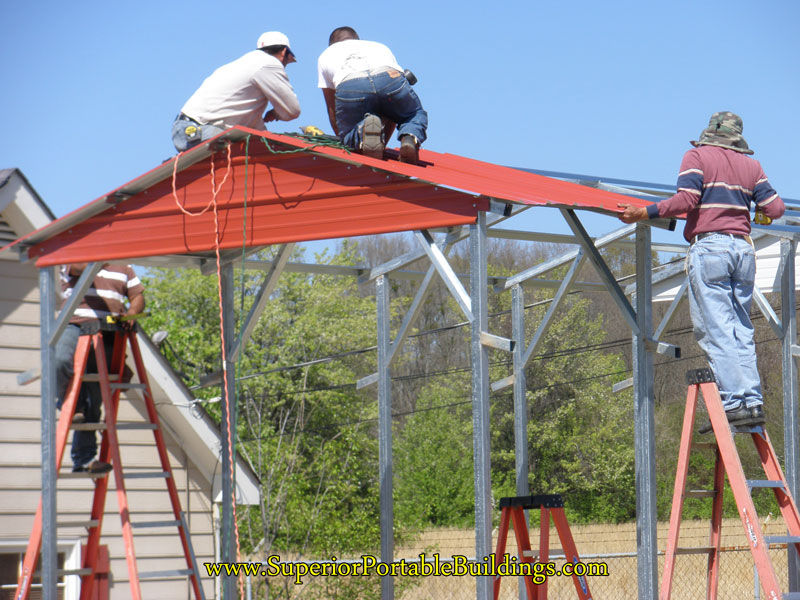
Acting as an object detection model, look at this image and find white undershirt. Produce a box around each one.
[317,40,402,89]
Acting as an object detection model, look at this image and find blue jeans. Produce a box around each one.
[335,70,428,150]
[55,324,113,467]
[171,114,224,152]
[686,234,761,411]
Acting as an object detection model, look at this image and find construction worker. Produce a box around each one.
[172,31,301,152]
[618,111,785,428]
[55,264,145,473]
[317,26,427,164]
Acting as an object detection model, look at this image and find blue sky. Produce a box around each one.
[2,0,798,250]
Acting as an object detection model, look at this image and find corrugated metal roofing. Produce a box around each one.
[10,127,654,267]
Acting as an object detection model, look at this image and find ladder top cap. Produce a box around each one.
[499,494,564,509]
[686,368,715,384]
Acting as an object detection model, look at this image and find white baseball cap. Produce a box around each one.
[257,31,296,59]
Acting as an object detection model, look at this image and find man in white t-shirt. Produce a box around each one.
[172,31,301,152]
[317,26,427,164]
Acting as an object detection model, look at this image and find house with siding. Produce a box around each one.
[0,168,260,599]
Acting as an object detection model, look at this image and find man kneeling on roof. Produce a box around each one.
[317,26,428,164]
[172,31,301,152]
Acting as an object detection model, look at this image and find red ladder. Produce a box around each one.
[661,367,800,600]
[15,321,205,600]
[493,494,593,600]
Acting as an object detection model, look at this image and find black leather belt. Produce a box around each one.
[691,232,750,244]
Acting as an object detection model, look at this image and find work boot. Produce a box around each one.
[749,405,765,423]
[699,405,751,434]
[72,461,112,474]
[360,114,384,159]
[399,134,419,164]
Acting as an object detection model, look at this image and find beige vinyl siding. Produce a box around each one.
[0,259,218,599]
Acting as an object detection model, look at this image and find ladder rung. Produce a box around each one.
[81,374,120,382]
[685,490,717,498]
[766,535,800,545]
[56,519,99,528]
[116,423,158,430]
[110,382,147,390]
[71,423,107,431]
[747,479,785,489]
[691,442,718,450]
[138,568,194,580]
[132,519,181,529]
[58,568,93,577]
[675,546,715,555]
[522,550,564,558]
[59,471,110,480]
[124,471,170,479]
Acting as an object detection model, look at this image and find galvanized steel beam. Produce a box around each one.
[633,223,658,600]
[376,275,395,600]
[40,266,58,599]
[781,239,800,592]
[561,210,639,334]
[511,284,529,500]
[470,213,493,600]
[415,229,474,322]
[220,263,237,600]
[653,279,688,340]
[499,224,635,291]
[753,285,783,338]
[50,262,103,346]
[230,243,294,362]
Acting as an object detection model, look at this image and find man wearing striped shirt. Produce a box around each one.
[55,264,145,473]
[618,111,784,428]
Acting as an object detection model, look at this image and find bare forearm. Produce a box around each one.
[127,294,145,316]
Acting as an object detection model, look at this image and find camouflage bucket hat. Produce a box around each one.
[691,111,753,154]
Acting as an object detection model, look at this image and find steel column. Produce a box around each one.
[40,266,58,599]
[511,284,529,498]
[633,223,657,599]
[470,212,492,600]
[220,263,237,600]
[376,275,395,600]
[781,239,800,591]
[511,284,529,600]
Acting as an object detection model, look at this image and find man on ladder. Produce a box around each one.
[55,262,145,473]
[618,111,785,427]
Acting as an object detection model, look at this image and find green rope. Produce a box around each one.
[259,131,353,155]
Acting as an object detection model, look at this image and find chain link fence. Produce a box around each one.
[244,518,793,599]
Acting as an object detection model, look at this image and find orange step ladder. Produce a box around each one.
[15,321,205,600]
[493,494,593,600]
[661,367,800,600]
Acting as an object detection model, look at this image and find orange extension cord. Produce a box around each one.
[172,145,244,596]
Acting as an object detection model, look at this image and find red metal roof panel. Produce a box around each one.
[20,127,652,266]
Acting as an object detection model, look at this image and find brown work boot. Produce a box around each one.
[360,114,384,159]
[399,134,419,164]
[72,461,112,474]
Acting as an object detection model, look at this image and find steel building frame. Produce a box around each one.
[11,126,800,600]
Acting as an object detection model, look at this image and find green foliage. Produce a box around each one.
[394,380,476,529]
[494,296,635,523]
